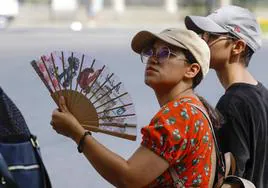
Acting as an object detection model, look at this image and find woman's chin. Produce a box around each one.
[144,78,157,88]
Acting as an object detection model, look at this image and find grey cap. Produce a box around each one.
[185,5,262,52]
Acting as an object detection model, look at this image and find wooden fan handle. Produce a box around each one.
[51,90,99,125]
[82,124,136,141]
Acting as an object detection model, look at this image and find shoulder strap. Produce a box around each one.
[169,168,184,188]
[223,175,256,188]
[188,103,226,173]
[183,103,255,188]
[169,101,219,188]
[30,135,52,188]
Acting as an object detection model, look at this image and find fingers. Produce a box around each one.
[50,118,61,134]
[59,96,69,113]
[51,109,60,127]
[50,119,57,132]
[52,108,60,115]
[50,118,70,137]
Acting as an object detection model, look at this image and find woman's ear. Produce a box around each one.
[184,63,201,79]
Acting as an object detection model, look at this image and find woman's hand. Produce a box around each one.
[51,96,85,142]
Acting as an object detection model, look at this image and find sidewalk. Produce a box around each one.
[9,4,187,29]
[8,3,268,39]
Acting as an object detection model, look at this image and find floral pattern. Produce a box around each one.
[141,97,213,187]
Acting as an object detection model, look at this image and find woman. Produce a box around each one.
[51,28,219,187]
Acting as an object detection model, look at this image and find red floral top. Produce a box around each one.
[141,97,214,187]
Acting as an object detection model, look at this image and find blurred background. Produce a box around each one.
[0,0,268,30]
[0,0,268,187]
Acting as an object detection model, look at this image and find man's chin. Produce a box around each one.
[209,60,224,70]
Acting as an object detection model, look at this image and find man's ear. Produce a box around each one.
[232,40,246,55]
[184,63,201,79]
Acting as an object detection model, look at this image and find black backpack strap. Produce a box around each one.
[0,153,18,188]
[30,135,52,188]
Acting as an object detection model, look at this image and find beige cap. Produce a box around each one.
[131,28,210,77]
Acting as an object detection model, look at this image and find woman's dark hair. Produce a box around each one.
[183,49,221,129]
[197,96,222,129]
[182,49,202,88]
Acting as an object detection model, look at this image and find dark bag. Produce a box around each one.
[0,87,52,188]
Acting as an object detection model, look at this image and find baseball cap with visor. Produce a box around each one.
[131,28,211,77]
[185,5,262,52]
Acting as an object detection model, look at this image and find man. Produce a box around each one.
[185,5,268,188]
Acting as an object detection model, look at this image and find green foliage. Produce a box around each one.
[260,23,268,33]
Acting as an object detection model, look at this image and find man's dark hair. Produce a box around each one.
[243,46,254,67]
[228,33,254,67]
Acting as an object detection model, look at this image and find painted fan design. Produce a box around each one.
[31,51,137,141]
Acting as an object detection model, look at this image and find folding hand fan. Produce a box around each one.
[31,51,137,141]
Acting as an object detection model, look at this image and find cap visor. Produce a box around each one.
[185,16,228,33]
[131,31,186,54]
[131,31,155,54]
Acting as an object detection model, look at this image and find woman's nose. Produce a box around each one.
[148,56,158,64]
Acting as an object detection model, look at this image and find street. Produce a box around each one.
[0,28,268,187]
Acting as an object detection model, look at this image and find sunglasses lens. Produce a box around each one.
[141,48,153,64]
[157,47,170,63]
[140,47,172,64]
